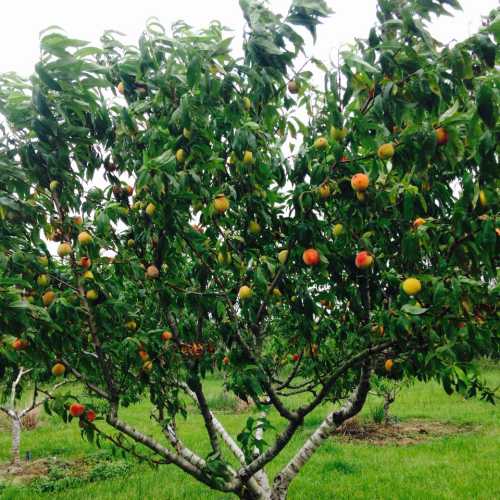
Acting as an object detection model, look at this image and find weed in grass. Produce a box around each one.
[87,461,133,482]
[370,404,385,425]
[323,460,358,475]
[28,455,132,494]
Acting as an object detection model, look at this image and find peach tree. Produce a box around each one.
[0,203,73,466]
[0,0,498,498]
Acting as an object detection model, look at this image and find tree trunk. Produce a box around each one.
[270,484,287,500]
[239,485,271,500]
[11,415,21,466]
[383,393,394,425]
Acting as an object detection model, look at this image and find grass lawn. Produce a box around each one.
[0,363,498,499]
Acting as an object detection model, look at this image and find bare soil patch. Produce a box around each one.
[333,418,476,445]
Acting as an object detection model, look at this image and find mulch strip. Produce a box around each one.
[333,418,476,445]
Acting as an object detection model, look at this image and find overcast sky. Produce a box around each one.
[0,0,497,77]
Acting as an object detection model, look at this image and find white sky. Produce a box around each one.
[0,0,497,77]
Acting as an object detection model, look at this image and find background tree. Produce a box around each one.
[0,205,70,469]
[0,363,68,469]
[0,0,498,498]
[370,363,410,425]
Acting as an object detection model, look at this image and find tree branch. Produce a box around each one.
[271,362,372,498]
[178,382,270,495]
[188,376,221,456]
[10,366,29,410]
[61,359,111,400]
[19,380,72,418]
[179,229,297,422]
[238,418,303,482]
[51,190,119,402]
[106,403,241,493]
[297,341,394,418]
[92,423,169,466]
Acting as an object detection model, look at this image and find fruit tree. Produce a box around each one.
[0,0,498,498]
[0,267,70,468]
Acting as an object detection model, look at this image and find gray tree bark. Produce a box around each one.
[10,416,21,466]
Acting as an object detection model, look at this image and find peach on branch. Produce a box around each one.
[162,331,173,341]
[42,290,56,306]
[248,220,262,234]
[354,251,374,269]
[126,320,138,331]
[38,255,49,267]
[351,173,369,192]
[287,80,299,94]
[176,148,186,163]
[12,338,28,351]
[330,126,348,141]
[146,265,160,279]
[402,277,422,296]
[303,248,320,266]
[77,231,93,246]
[413,218,426,228]
[313,137,328,150]
[238,285,253,300]
[37,274,49,287]
[213,194,230,214]
[52,363,66,377]
[435,127,448,145]
[318,183,331,199]
[57,242,72,257]
[80,256,91,269]
[69,403,85,418]
[86,289,99,301]
[377,143,395,160]
[332,224,344,237]
[85,410,96,422]
[145,203,156,217]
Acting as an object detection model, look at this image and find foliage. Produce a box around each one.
[0,0,498,497]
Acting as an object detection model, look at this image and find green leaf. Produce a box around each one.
[187,56,201,88]
[488,13,500,42]
[290,0,331,17]
[211,37,233,57]
[439,100,459,124]
[473,34,496,68]
[35,63,62,91]
[368,28,379,48]
[401,304,429,315]
[41,33,89,54]
[343,53,379,74]
[287,0,332,41]
[476,82,497,129]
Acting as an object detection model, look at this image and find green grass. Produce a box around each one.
[1,364,499,499]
